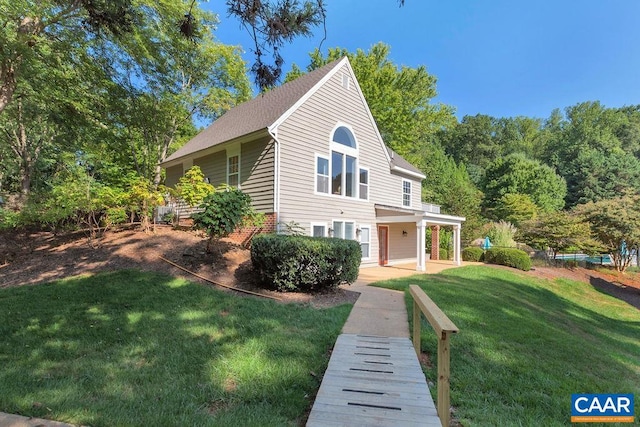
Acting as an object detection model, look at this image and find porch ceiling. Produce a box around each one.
[374,204,465,226]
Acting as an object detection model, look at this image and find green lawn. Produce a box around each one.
[373,265,640,426]
[0,270,352,426]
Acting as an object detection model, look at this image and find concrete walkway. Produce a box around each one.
[342,260,467,337]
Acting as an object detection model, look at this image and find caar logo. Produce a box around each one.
[571,394,635,423]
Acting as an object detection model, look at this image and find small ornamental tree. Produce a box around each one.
[174,166,214,224]
[517,210,600,261]
[192,187,261,252]
[175,166,214,207]
[575,195,640,272]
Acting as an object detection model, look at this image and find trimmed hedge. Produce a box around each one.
[251,234,361,292]
[484,247,532,271]
[462,247,484,262]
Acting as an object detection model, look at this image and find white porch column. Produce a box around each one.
[416,220,426,271]
[453,224,462,266]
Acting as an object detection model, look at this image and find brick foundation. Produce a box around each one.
[226,212,277,247]
[430,225,440,261]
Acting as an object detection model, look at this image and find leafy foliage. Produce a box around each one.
[462,247,484,262]
[251,234,361,292]
[482,153,566,212]
[483,248,532,271]
[517,210,596,260]
[192,187,257,252]
[491,193,538,226]
[574,195,640,272]
[226,0,327,90]
[175,166,214,207]
[485,220,518,248]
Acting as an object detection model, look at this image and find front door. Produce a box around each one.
[378,225,389,266]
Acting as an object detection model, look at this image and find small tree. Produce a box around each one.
[174,166,214,224]
[517,210,598,261]
[192,187,259,253]
[575,195,640,272]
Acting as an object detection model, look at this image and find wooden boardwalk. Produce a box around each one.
[307,334,441,427]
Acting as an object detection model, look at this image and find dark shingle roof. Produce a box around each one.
[164,58,345,163]
[387,147,425,177]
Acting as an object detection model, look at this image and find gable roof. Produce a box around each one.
[164,58,345,163]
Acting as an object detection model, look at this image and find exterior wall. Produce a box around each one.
[387,222,417,262]
[175,137,275,214]
[240,136,275,213]
[193,150,226,186]
[275,62,423,266]
[165,164,183,188]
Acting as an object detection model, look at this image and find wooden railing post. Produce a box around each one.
[413,299,421,355]
[409,285,458,427]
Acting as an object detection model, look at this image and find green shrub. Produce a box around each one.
[484,247,532,271]
[462,247,484,262]
[251,234,361,292]
[0,208,20,230]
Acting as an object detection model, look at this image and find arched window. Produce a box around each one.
[332,126,356,148]
[315,124,368,200]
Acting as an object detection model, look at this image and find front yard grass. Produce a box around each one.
[373,265,640,426]
[0,270,352,426]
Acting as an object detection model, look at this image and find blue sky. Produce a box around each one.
[205,0,640,120]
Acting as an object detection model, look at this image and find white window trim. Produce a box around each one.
[226,146,241,188]
[402,178,412,208]
[359,166,370,201]
[359,224,371,260]
[310,222,328,237]
[314,153,330,195]
[331,219,357,240]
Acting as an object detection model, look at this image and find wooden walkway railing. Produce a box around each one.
[409,285,459,427]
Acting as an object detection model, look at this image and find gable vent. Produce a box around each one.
[342,73,350,90]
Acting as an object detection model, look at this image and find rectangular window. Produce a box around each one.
[312,224,326,237]
[331,151,343,195]
[332,221,355,240]
[316,156,329,193]
[359,168,369,200]
[402,179,411,207]
[228,154,239,187]
[360,226,370,258]
[345,155,356,197]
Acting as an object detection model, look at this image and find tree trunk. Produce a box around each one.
[0,62,17,115]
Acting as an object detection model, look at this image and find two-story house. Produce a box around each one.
[161,57,464,270]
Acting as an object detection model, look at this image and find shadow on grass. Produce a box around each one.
[373,266,640,426]
[0,270,352,426]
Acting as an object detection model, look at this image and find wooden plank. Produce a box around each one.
[409,285,459,336]
[307,333,441,426]
[308,402,439,423]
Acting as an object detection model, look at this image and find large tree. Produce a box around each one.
[481,153,567,213]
